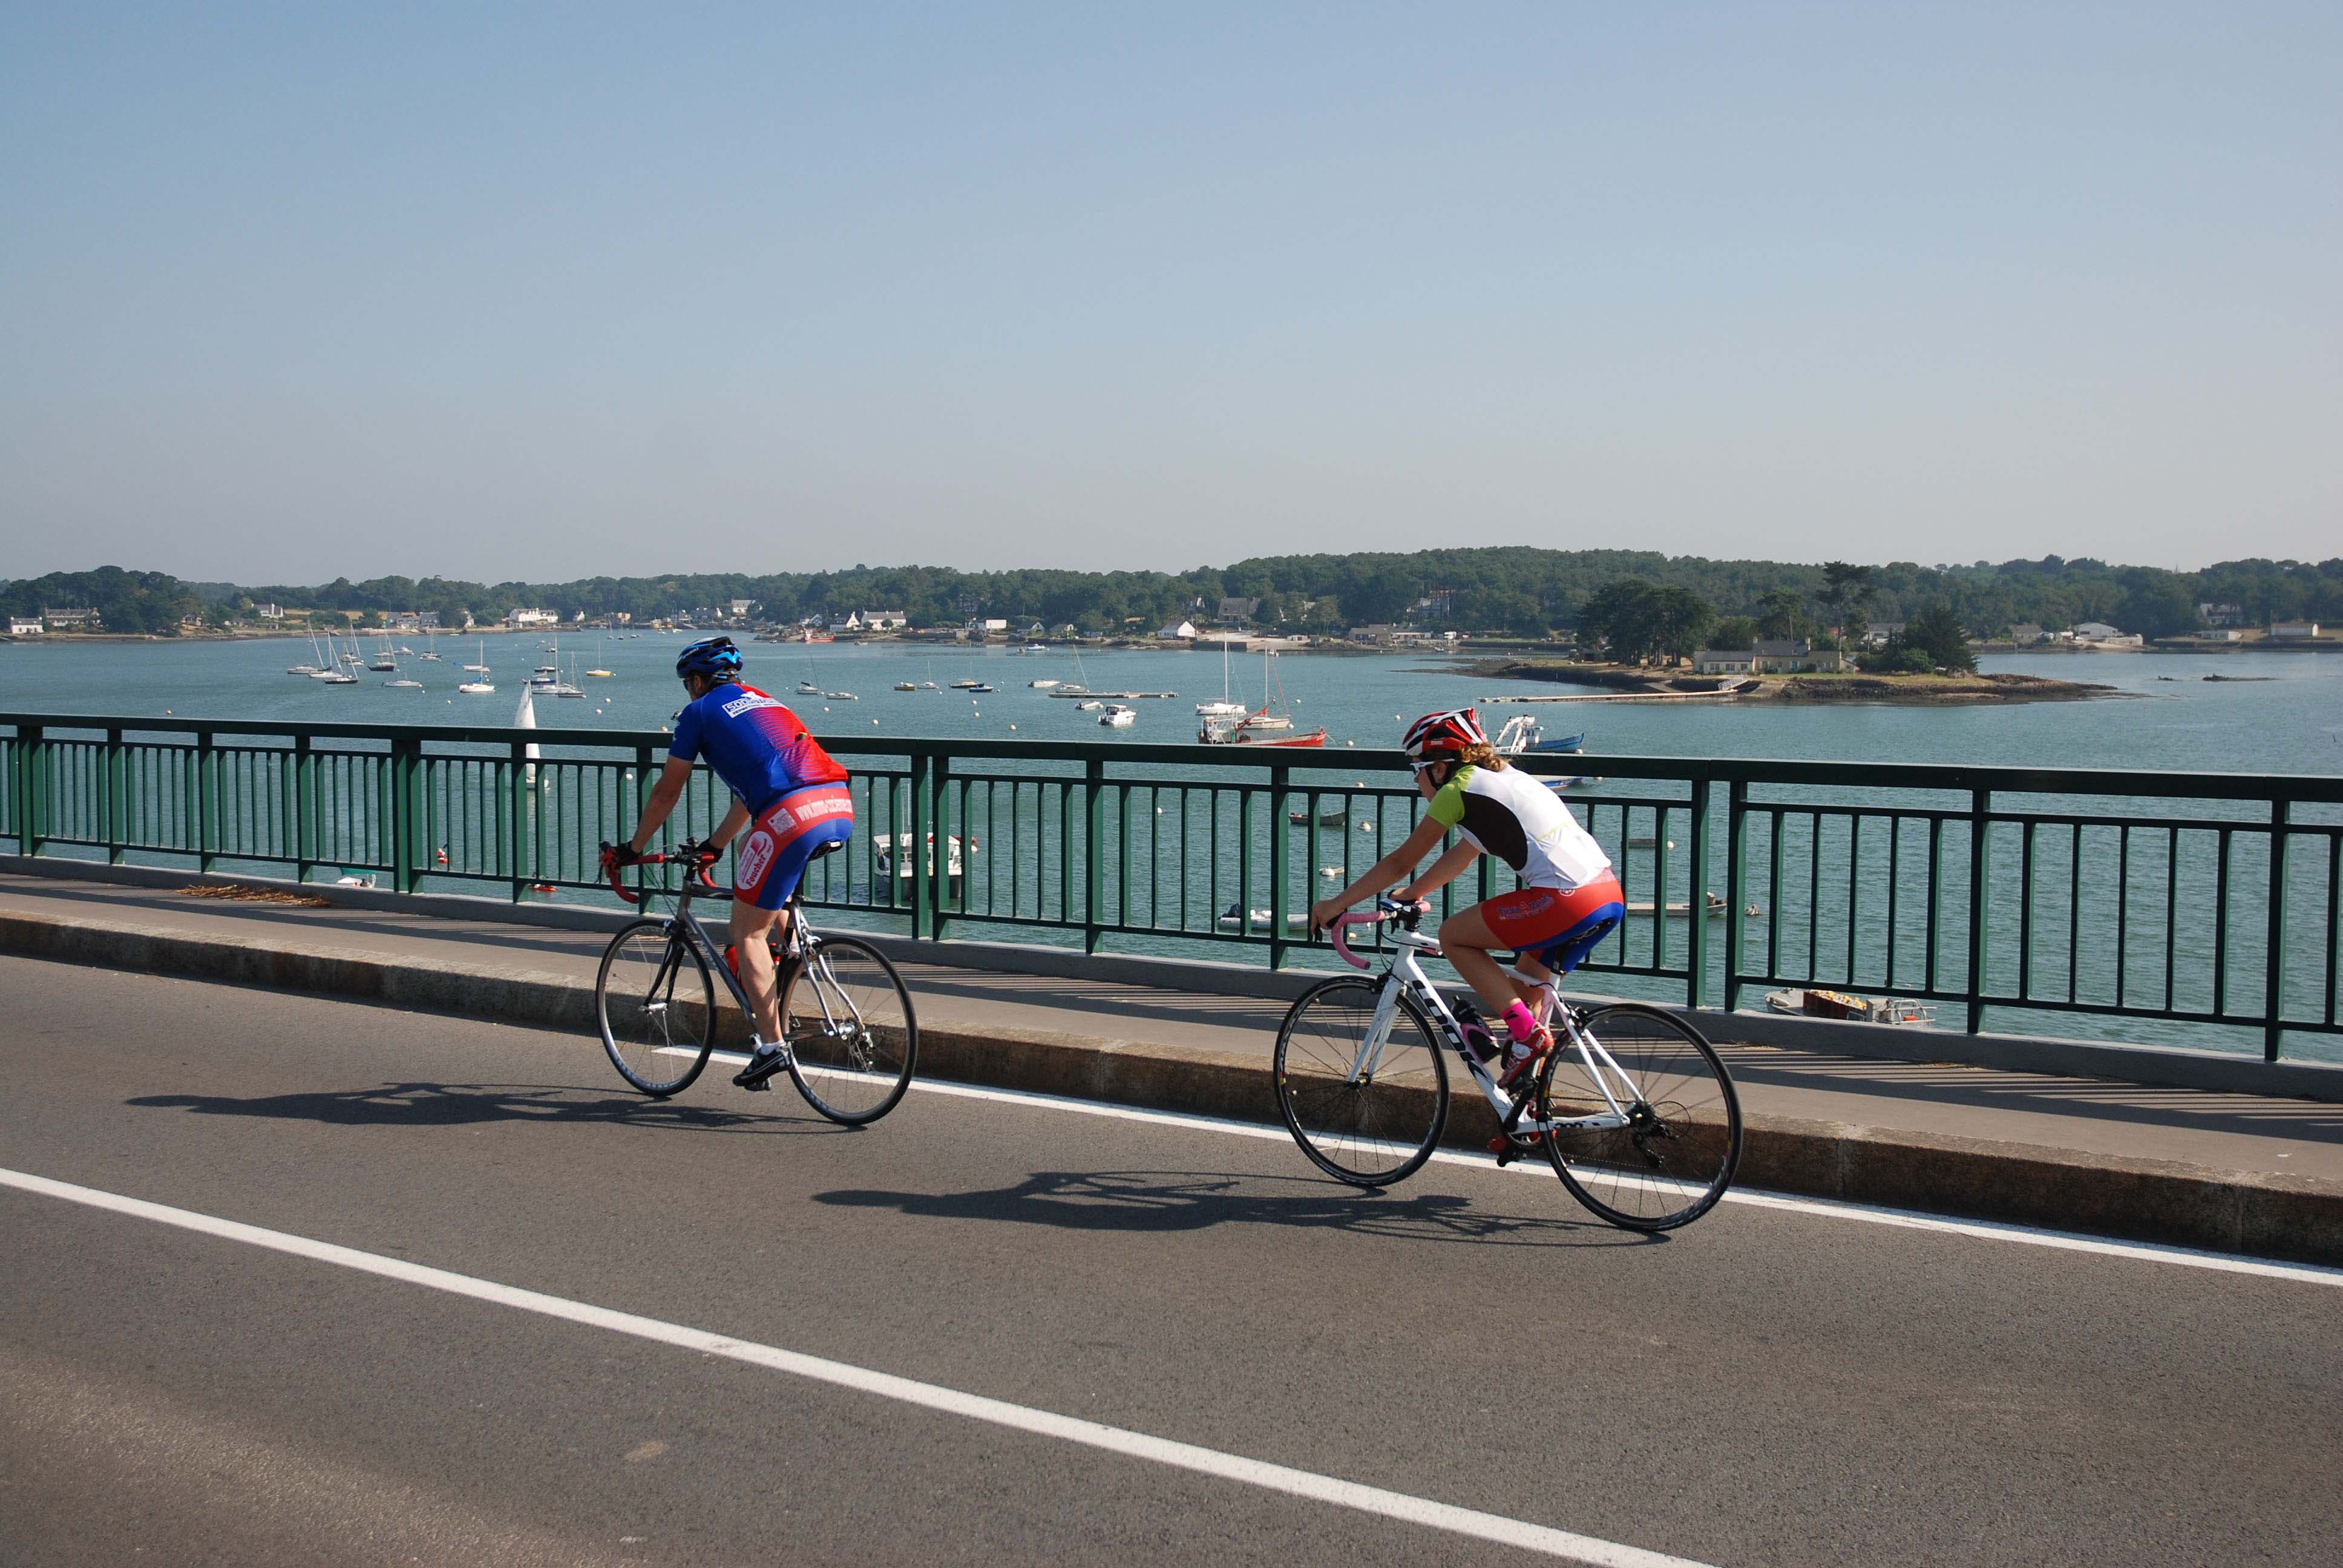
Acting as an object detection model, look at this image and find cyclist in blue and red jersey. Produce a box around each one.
[605,637,853,1089]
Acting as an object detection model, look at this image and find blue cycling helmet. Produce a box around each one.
[674,636,743,684]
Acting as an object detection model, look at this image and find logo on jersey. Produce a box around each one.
[721,692,783,719]
[736,829,776,888]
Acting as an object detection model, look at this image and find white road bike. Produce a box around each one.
[1275,900,1742,1231]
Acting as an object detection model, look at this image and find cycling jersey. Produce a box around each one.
[667,683,848,815]
[1425,763,1611,892]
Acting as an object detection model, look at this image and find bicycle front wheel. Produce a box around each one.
[596,921,716,1097]
[782,935,917,1125]
[1274,978,1449,1187]
[1538,1003,1740,1231]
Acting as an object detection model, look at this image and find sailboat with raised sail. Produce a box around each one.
[457,638,495,694]
[1199,651,1322,745]
[1196,639,1246,719]
[311,633,358,683]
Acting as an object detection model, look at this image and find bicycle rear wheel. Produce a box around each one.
[1537,1003,1740,1231]
[781,935,917,1125]
[596,921,716,1097]
[1274,978,1449,1187]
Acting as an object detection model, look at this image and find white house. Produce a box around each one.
[255,603,285,621]
[828,611,863,633]
[2008,622,2048,645]
[861,610,908,630]
[1694,648,1755,675]
[1863,621,1907,648]
[2272,621,2321,639]
[1156,619,1198,641]
[8,616,41,636]
[41,607,95,629]
[2070,621,2122,641]
[508,607,559,629]
[729,599,753,618]
[1753,638,1834,673]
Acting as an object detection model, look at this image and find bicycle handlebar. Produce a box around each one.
[1325,898,1428,970]
[600,840,719,904]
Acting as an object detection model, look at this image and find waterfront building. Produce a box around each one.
[8,616,42,636]
[1694,649,1757,675]
[2198,603,2247,627]
[41,607,96,630]
[508,607,559,629]
[862,610,908,630]
[1753,638,1835,673]
[2271,621,2322,639]
[1156,619,1199,641]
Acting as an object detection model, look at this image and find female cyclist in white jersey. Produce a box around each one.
[1309,708,1627,1088]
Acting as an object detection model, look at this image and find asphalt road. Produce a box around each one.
[1,953,2338,1567]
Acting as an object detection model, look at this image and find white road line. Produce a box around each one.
[869,1074,2343,1289]
[0,1166,1713,1568]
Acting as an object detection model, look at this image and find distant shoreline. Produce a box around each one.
[1475,660,2117,705]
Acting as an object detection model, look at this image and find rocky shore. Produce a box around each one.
[1476,661,2115,704]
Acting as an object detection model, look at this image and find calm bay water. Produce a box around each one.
[3,632,2341,776]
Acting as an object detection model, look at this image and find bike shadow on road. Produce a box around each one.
[125,1080,841,1136]
[814,1168,1661,1249]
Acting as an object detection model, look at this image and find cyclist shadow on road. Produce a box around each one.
[815,1169,1660,1249]
[126,1081,838,1135]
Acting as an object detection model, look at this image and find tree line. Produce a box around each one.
[7,550,2338,644]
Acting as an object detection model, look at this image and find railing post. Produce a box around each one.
[1723,778,1747,1013]
[508,739,528,903]
[909,749,932,939]
[105,728,126,864]
[1084,756,1105,954]
[632,745,655,906]
[294,735,316,883]
[1687,774,1712,1010]
[1269,762,1291,969]
[16,722,42,857]
[1965,786,1991,1034]
[2264,798,2292,1063]
[391,734,421,893]
[195,730,217,873]
[932,753,953,943]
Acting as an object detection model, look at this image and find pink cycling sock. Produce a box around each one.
[1502,1000,1540,1041]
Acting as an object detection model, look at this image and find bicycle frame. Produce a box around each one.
[1331,913,1647,1140]
[612,855,867,1051]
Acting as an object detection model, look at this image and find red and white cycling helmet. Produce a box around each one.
[1400,707,1487,764]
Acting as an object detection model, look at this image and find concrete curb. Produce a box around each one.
[10,854,2341,1101]
[4,907,2338,1266]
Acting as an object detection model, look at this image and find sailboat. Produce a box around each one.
[585,638,614,679]
[382,650,424,688]
[1196,640,1247,719]
[311,633,358,682]
[457,639,495,693]
[550,654,586,698]
[287,631,321,675]
[1199,653,1323,744]
[368,636,398,672]
[417,630,443,662]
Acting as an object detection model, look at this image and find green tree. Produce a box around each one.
[1756,588,1806,640]
[1709,615,1760,651]
[1902,604,1977,670]
[1818,561,1875,646]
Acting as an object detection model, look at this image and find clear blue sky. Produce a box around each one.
[2,3,2336,584]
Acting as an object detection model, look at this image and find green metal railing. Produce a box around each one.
[4,713,2339,1061]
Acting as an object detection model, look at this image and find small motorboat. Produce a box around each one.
[1765,988,1939,1027]
[1031,679,1060,689]
[1098,704,1137,728]
[826,691,859,701]
[894,681,918,691]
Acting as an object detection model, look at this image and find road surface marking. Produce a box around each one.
[0,1164,1717,1568]
[824,1068,2343,1289]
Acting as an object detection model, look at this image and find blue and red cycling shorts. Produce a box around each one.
[1480,874,1627,973]
[733,785,854,911]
